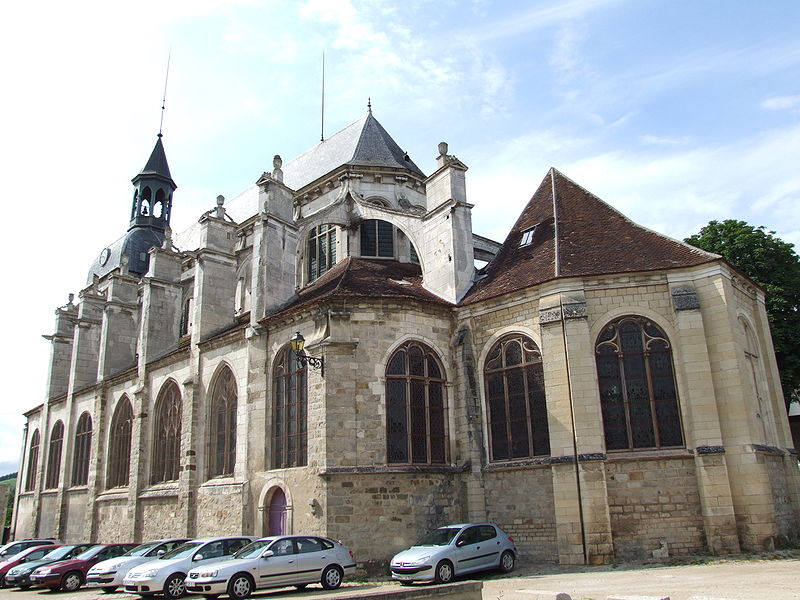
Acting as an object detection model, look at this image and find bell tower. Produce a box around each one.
[130,134,176,231]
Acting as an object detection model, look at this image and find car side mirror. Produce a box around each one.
[456,540,466,547]
[18,557,26,563]
[156,550,166,556]
[261,550,274,559]
[193,554,204,561]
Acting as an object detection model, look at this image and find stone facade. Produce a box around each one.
[14,112,800,571]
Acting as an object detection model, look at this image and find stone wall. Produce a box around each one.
[483,466,557,561]
[324,471,464,575]
[762,453,797,541]
[605,456,705,558]
[95,498,132,542]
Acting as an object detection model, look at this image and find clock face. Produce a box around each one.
[100,248,111,266]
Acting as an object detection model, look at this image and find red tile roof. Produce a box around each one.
[462,168,719,304]
[267,257,452,319]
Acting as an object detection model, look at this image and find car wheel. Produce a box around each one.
[434,560,454,584]
[499,550,515,573]
[18,584,31,590]
[227,573,254,600]
[294,583,308,590]
[321,565,343,590]
[61,571,83,592]
[102,586,119,593]
[163,573,187,599]
[202,595,221,600]
[400,581,415,586]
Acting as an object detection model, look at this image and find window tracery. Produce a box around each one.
[152,381,182,483]
[209,365,237,477]
[71,412,92,486]
[595,316,683,450]
[484,334,550,461]
[273,347,307,468]
[107,397,133,488]
[386,341,447,464]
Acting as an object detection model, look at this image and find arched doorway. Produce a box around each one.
[268,488,288,535]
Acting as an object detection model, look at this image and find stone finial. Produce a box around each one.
[67,293,75,305]
[438,141,448,156]
[272,155,284,182]
[215,195,225,219]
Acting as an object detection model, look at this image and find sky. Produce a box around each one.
[1,0,799,476]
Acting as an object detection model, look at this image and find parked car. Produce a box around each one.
[0,538,57,558]
[186,535,357,599]
[30,543,138,592]
[87,538,189,593]
[123,536,255,599]
[0,544,61,587]
[389,523,517,584]
[4,544,94,589]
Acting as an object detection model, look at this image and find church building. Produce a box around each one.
[14,110,800,569]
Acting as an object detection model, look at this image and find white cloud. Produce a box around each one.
[761,94,800,111]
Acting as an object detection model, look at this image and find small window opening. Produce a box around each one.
[520,226,536,247]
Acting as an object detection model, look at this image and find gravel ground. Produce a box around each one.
[1,553,799,600]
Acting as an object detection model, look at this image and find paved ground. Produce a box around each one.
[1,553,799,600]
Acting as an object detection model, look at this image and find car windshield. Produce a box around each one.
[124,542,159,557]
[233,540,272,559]
[42,546,79,561]
[416,527,462,546]
[75,545,103,560]
[160,542,202,560]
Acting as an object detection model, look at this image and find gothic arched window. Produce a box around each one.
[273,347,307,469]
[209,365,237,477]
[152,381,182,483]
[360,219,394,258]
[71,412,92,486]
[596,316,683,451]
[24,429,40,492]
[307,224,338,282]
[45,421,64,489]
[484,334,550,461]
[107,396,133,488]
[386,341,447,464]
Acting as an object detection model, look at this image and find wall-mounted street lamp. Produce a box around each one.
[290,331,324,376]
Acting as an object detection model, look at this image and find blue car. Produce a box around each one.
[390,523,517,584]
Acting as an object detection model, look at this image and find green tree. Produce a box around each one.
[685,220,800,406]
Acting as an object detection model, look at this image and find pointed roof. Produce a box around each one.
[462,169,720,304]
[282,112,425,190]
[133,135,176,187]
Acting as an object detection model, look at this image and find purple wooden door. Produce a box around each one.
[268,488,287,535]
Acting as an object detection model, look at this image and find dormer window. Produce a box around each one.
[361,219,394,258]
[308,224,338,282]
[520,226,536,247]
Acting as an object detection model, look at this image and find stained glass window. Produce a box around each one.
[386,341,447,464]
[484,335,550,461]
[152,381,182,483]
[71,412,92,486]
[45,421,64,489]
[209,365,237,477]
[24,429,40,492]
[107,396,133,488]
[596,316,683,451]
[273,347,307,469]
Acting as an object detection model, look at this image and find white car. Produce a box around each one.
[123,537,254,599]
[86,538,188,593]
[185,535,356,599]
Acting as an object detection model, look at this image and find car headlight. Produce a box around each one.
[34,568,50,575]
[409,556,430,566]
[141,569,159,578]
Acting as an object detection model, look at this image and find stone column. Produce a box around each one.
[540,290,613,565]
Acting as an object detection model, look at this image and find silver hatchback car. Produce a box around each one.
[390,523,516,584]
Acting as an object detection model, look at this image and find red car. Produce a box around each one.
[29,543,136,592]
[0,544,61,587]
